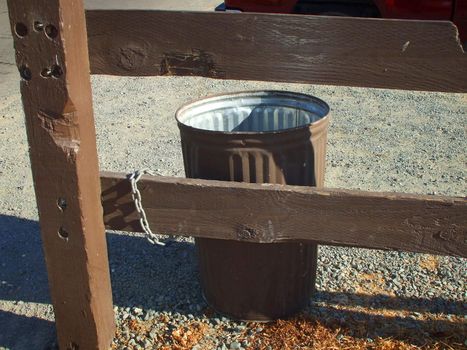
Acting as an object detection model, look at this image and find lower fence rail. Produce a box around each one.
[100,171,467,258]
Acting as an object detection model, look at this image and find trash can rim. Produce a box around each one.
[175,90,330,136]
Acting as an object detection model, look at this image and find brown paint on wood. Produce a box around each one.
[86,10,466,92]
[7,0,115,349]
[101,172,467,258]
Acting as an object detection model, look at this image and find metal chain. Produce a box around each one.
[127,169,165,246]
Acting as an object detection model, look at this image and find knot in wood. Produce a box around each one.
[118,45,147,71]
[436,225,456,241]
[236,224,258,241]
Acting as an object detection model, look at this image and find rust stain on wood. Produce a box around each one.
[160,49,225,78]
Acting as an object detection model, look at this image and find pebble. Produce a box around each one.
[149,330,158,340]
[230,341,241,349]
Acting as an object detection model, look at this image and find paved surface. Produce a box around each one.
[0,1,15,99]
[0,1,466,349]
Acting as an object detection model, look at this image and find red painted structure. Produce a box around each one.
[223,0,467,42]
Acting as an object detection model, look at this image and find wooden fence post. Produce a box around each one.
[7,0,115,349]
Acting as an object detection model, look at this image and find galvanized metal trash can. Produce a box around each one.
[176,91,330,321]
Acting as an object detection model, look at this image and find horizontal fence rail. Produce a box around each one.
[101,172,467,257]
[86,10,467,92]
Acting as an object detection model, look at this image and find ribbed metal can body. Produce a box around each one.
[176,91,330,321]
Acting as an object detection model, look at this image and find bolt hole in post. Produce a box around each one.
[40,68,51,78]
[41,65,63,78]
[19,65,32,81]
[57,197,67,211]
[45,24,58,39]
[58,226,69,241]
[14,22,28,37]
[33,21,44,32]
[51,65,63,78]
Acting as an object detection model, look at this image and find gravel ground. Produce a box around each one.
[0,1,466,349]
[1,75,466,349]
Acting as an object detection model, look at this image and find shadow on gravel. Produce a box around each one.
[0,215,204,312]
[0,310,56,350]
[106,232,206,314]
[303,293,467,346]
[0,215,50,304]
[314,290,466,316]
[1,214,465,347]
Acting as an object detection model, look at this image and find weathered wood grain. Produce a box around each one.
[86,10,466,92]
[101,172,467,258]
[7,1,115,349]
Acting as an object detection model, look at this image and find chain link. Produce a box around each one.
[127,169,165,246]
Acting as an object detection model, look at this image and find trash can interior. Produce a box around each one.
[176,91,329,133]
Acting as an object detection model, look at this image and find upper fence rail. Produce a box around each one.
[86,10,466,92]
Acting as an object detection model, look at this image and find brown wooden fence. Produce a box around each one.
[6,0,467,348]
